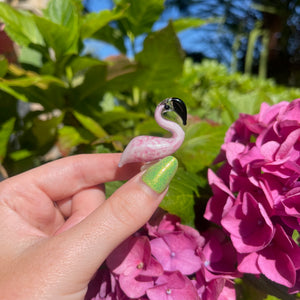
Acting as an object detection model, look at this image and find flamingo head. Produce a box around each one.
[160,97,187,125]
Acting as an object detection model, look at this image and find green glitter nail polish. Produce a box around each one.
[142,156,178,193]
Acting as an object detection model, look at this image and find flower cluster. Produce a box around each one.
[205,99,300,293]
[85,214,237,299]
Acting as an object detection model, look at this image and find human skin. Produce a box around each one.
[0,153,170,299]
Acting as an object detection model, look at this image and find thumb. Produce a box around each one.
[35,156,178,298]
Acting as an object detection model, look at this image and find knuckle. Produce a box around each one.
[107,191,142,229]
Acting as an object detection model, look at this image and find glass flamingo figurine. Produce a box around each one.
[118,97,187,167]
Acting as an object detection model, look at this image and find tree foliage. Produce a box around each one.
[166,0,300,85]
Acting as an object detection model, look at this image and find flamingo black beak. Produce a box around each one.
[170,97,187,125]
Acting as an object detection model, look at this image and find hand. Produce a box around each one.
[0,153,177,299]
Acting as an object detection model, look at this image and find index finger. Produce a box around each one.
[3,153,141,201]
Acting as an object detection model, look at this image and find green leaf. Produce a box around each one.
[81,8,125,39]
[97,110,146,127]
[135,118,165,136]
[292,230,300,245]
[2,75,65,89]
[251,3,279,15]
[33,0,79,58]
[134,23,184,90]
[31,113,64,148]
[0,57,8,77]
[118,0,164,36]
[173,17,219,32]
[0,3,44,47]
[177,122,227,173]
[160,168,202,226]
[0,81,28,101]
[0,117,15,162]
[105,55,138,91]
[68,57,107,88]
[226,90,266,117]
[92,25,126,53]
[34,16,78,58]
[69,56,107,75]
[73,111,107,138]
[74,64,107,100]
[0,73,65,104]
[94,144,112,154]
[263,296,281,300]
[71,0,85,14]
[9,149,33,161]
[58,125,89,155]
[18,47,43,68]
[105,180,124,198]
[45,0,78,27]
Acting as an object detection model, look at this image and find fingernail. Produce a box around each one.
[142,156,178,193]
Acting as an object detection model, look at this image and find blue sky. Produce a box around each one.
[81,0,250,65]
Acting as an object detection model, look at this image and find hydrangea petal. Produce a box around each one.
[283,187,300,217]
[237,252,260,274]
[258,101,288,125]
[150,232,202,275]
[176,223,205,247]
[147,213,180,237]
[217,280,236,300]
[204,170,235,224]
[106,236,151,277]
[147,271,199,300]
[201,229,239,278]
[276,128,300,160]
[225,142,245,168]
[260,141,279,161]
[277,99,300,124]
[271,225,300,270]
[258,247,296,287]
[221,193,274,253]
[119,273,154,298]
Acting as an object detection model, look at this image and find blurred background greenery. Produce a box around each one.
[0,0,299,298]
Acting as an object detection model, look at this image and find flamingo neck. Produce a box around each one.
[155,105,185,143]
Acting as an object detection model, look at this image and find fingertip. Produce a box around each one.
[141,156,178,194]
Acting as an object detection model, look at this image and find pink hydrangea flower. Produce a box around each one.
[85,267,116,300]
[85,213,236,299]
[147,213,205,247]
[205,99,300,290]
[238,224,300,288]
[147,213,181,237]
[199,228,241,280]
[150,231,202,275]
[194,266,236,300]
[106,236,163,298]
[221,192,275,253]
[146,271,199,300]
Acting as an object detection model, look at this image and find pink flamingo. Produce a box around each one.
[118,97,187,167]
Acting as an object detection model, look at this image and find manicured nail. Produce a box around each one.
[142,156,178,193]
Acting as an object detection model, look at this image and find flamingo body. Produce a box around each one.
[119,98,186,167]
